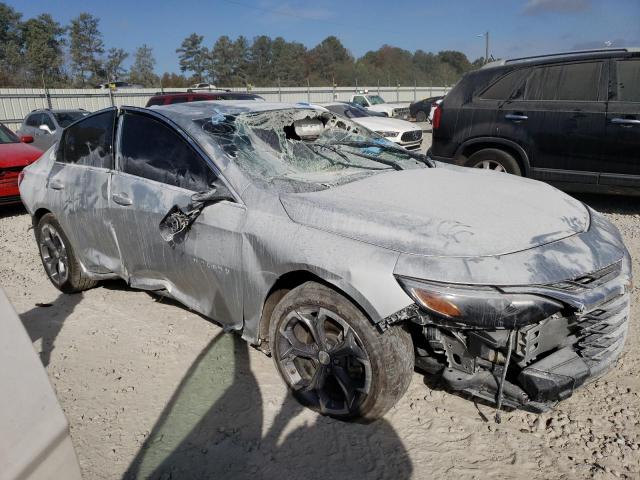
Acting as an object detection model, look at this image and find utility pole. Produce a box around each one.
[482,31,490,64]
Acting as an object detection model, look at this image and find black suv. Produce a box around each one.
[429,48,640,194]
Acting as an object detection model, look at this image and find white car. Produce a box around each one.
[321,102,422,150]
[349,93,410,119]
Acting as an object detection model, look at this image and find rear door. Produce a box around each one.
[601,57,640,187]
[502,60,607,184]
[110,110,246,327]
[46,108,122,274]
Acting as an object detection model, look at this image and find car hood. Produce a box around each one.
[280,166,589,257]
[0,143,43,168]
[351,116,418,133]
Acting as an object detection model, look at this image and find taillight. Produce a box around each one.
[432,104,442,130]
[18,170,25,186]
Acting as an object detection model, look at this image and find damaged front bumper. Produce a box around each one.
[391,259,631,412]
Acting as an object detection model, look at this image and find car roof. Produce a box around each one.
[482,47,640,70]
[148,100,321,119]
[30,109,87,114]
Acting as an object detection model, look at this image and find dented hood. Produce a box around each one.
[280,166,589,257]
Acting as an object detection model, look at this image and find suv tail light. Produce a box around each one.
[432,103,442,130]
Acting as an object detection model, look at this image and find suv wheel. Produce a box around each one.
[415,110,427,122]
[466,148,522,175]
[36,214,97,293]
[269,281,414,421]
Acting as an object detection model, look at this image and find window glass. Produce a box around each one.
[61,110,115,168]
[25,114,41,127]
[54,111,86,128]
[120,113,216,191]
[525,62,601,101]
[0,124,19,144]
[480,70,527,100]
[41,114,55,130]
[352,96,366,107]
[615,59,640,102]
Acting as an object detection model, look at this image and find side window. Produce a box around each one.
[119,113,216,191]
[480,70,527,100]
[25,114,41,127]
[525,62,602,101]
[353,96,366,107]
[42,114,55,130]
[615,59,640,102]
[61,110,115,168]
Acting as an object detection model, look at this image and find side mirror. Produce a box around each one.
[20,135,34,144]
[38,125,53,135]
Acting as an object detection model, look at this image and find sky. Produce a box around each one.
[7,0,640,74]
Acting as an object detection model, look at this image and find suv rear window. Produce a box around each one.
[480,70,527,100]
[525,62,602,101]
[615,59,640,102]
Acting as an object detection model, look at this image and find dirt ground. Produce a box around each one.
[2,151,640,479]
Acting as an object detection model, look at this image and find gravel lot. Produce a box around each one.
[2,134,640,479]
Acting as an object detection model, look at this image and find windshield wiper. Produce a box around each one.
[306,144,389,171]
[325,140,434,167]
[310,143,405,171]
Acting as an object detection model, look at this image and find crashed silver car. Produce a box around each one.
[19,101,632,421]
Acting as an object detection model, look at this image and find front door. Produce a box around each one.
[601,57,640,187]
[110,110,246,328]
[46,108,122,275]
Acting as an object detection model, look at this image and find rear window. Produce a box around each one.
[525,62,602,101]
[480,70,527,100]
[61,110,115,168]
[615,59,640,102]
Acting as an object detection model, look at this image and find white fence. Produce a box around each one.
[0,85,449,131]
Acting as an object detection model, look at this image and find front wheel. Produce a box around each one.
[415,110,427,123]
[269,282,414,421]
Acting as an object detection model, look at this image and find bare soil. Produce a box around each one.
[2,177,640,479]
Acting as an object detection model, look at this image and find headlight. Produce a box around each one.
[375,130,399,138]
[396,277,563,328]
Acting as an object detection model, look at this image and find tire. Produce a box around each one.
[466,148,522,175]
[415,110,427,123]
[36,213,97,293]
[269,281,414,421]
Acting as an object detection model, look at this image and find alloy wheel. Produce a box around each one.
[275,306,372,416]
[39,223,69,286]
[474,159,507,172]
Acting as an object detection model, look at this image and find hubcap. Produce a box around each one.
[474,159,507,172]
[39,224,69,286]
[276,307,372,416]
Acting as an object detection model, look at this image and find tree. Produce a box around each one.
[22,14,66,86]
[271,37,306,86]
[307,36,353,84]
[129,44,157,87]
[437,50,472,76]
[248,35,272,85]
[105,47,128,81]
[0,2,23,85]
[160,72,191,88]
[208,35,235,85]
[69,13,105,85]
[176,33,207,81]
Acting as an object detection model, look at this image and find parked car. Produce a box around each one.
[321,102,422,150]
[349,92,410,119]
[146,92,265,107]
[17,109,89,151]
[95,81,144,89]
[190,83,218,89]
[429,48,640,194]
[20,101,631,420]
[0,123,42,205]
[0,288,82,479]
[409,95,444,123]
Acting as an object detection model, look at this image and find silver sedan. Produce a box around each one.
[19,101,632,420]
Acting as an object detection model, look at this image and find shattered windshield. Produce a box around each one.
[194,107,428,191]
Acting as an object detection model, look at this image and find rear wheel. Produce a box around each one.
[36,213,97,293]
[269,281,414,421]
[466,148,522,175]
[415,110,427,123]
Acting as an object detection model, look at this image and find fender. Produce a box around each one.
[454,136,532,177]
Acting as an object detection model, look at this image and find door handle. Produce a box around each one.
[49,179,64,190]
[112,192,133,206]
[611,117,640,126]
[505,113,528,121]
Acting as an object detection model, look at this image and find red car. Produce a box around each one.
[0,123,42,205]
[146,91,265,107]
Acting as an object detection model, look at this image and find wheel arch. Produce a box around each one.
[455,137,531,176]
[32,207,53,228]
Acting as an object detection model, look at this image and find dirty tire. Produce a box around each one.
[466,148,522,175]
[415,110,427,123]
[269,281,414,421]
[36,213,97,293]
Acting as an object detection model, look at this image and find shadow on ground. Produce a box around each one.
[124,333,413,480]
[19,292,83,366]
[0,203,27,220]
[574,193,640,215]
